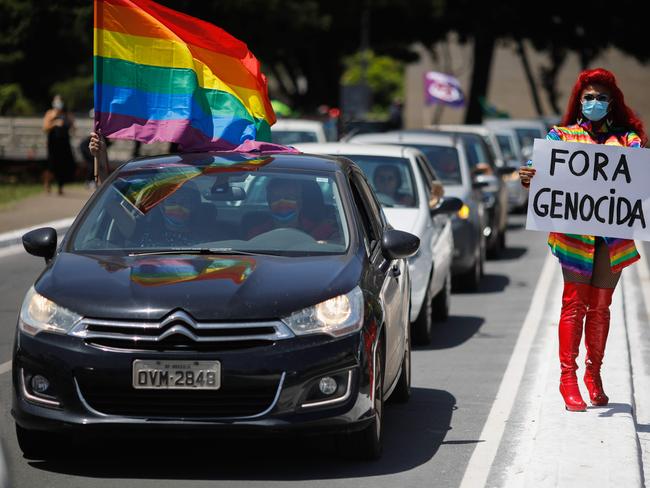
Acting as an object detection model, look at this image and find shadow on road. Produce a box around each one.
[498,246,527,261]
[26,388,457,481]
[454,273,510,295]
[423,315,484,350]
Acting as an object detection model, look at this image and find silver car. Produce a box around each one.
[350,132,487,291]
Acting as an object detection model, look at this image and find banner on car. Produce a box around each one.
[423,71,464,107]
[526,139,650,241]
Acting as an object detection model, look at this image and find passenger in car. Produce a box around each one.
[137,182,218,247]
[244,178,339,241]
[373,165,415,206]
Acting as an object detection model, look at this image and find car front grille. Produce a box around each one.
[71,310,294,352]
[75,374,284,419]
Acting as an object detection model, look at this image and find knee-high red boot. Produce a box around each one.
[584,286,614,406]
[559,282,591,411]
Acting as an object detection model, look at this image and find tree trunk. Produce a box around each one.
[464,32,495,124]
[516,39,544,117]
[540,46,566,115]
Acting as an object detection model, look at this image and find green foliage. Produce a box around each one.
[0,83,34,115]
[342,51,404,111]
[51,76,94,113]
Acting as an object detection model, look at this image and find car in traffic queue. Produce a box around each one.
[349,132,487,291]
[12,151,420,460]
[270,119,328,145]
[428,124,524,214]
[293,143,462,345]
[413,128,511,257]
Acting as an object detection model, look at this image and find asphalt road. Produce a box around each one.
[0,214,548,488]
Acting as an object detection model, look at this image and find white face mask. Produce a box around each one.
[52,98,64,110]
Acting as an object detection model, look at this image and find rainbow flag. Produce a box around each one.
[93,0,276,151]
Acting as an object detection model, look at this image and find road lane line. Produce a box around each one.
[0,217,75,246]
[0,244,24,259]
[459,253,556,488]
[0,361,11,376]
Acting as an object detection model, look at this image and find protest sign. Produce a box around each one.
[526,139,650,241]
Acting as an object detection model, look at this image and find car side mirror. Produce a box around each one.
[23,227,57,263]
[431,196,463,216]
[381,230,420,260]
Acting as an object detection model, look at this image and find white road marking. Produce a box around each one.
[0,361,11,376]
[0,217,75,245]
[0,244,24,259]
[459,253,556,488]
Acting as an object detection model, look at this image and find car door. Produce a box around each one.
[415,155,452,297]
[349,168,406,387]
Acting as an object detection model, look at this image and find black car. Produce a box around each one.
[13,151,419,460]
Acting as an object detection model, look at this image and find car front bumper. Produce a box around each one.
[12,327,376,435]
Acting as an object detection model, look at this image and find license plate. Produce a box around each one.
[132,360,221,390]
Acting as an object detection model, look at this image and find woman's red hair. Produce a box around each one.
[561,68,647,146]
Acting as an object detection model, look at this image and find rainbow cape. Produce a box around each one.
[93,0,276,151]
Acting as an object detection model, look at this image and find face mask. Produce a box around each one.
[581,100,609,122]
[162,204,190,230]
[270,198,298,222]
[52,99,64,110]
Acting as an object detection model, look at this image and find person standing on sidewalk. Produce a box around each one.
[42,94,76,195]
[519,68,647,412]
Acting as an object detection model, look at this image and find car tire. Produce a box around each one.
[458,247,481,292]
[392,331,411,403]
[15,424,64,460]
[341,342,385,460]
[432,273,451,322]
[412,278,433,345]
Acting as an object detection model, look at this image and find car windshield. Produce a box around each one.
[462,137,493,172]
[497,134,516,161]
[271,130,319,145]
[70,156,349,256]
[409,145,462,185]
[515,128,544,152]
[343,155,417,208]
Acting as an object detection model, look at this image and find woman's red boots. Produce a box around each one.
[584,286,614,406]
[558,282,591,411]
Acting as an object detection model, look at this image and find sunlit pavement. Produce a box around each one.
[0,214,648,487]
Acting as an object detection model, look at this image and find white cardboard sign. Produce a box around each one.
[526,139,650,241]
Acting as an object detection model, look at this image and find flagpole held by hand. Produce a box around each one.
[89,130,108,185]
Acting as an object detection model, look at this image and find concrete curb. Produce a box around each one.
[500,275,644,487]
[0,217,75,249]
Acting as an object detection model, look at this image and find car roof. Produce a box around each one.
[293,142,422,160]
[484,118,547,130]
[272,119,325,131]
[118,151,350,175]
[349,131,458,147]
[426,124,492,137]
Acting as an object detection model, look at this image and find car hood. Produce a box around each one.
[383,208,420,236]
[35,251,362,321]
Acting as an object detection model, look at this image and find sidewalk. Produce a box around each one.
[0,185,92,241]
[491,260,649,487]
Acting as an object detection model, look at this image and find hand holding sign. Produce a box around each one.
[526,139,650,241]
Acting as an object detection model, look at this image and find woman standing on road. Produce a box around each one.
[519,68,647,412]
[42,95,76,195]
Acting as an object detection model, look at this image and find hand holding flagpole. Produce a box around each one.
[89,130,108,185]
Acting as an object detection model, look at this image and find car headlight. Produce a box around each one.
[19,286,82,336]
[282,287,364,337]
[457,204,470,220]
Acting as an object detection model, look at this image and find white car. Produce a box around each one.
[270,119,327,145]
[295,142,461,344]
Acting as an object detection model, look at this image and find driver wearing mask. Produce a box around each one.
[245,178,337,241]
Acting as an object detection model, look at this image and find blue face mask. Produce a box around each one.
[582,100,609,122]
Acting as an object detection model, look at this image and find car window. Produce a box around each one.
[342,155,417,209]
[409,144,462,185]
[354,171,384,242]
[71,162,350,256]
[515,128,543,152]
[271,130,319,145]
[497,134,516,161]
[463,137,493,169]
[349,176,377,253]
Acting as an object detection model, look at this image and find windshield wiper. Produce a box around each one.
[128,248,278,257]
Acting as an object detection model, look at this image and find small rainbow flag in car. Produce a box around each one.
[94,0,276,150]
